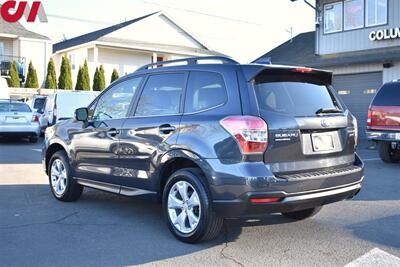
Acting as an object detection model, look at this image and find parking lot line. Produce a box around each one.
[345,248,400,267]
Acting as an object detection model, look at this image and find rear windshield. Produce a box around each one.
[0,103,31,113]
[372,83,400,106]
[33,98,46,110]
[254,77,339,116]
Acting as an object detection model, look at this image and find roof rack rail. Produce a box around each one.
[136,56,239,72]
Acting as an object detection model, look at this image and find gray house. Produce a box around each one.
[255,0,400,139]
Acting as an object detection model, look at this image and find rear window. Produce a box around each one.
[0,103,31,113]
[372,83,400,106]
[33,98,46,110]
[254,74,339,117]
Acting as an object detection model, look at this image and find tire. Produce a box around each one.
[29,136,38,143]
[379,142,400,163]
[162,168,223,243]
[282,206,322,220]
[48,151,83,202]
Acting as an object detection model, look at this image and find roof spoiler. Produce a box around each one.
[242,64,333,85]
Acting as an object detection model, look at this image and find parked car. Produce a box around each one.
[43,56,364,243]
[0,99,40,142]
[367,80,400,163]
[40,91,98,132]
[0,77,10,99]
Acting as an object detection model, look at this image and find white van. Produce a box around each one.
[0,77,10,99]
[40,91,98,131]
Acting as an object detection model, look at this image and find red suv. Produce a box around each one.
[367,81,400,163]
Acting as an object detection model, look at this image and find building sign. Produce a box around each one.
[369,28,400,41]
[0,1,47,23]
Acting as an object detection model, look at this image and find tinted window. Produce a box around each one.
[372,83,400,106]
[33,98,46,110]
[0,103,31,113]
[135,74,185,116]
[185,71,227,113]
[93,77,142,121]
[254,77,338,117]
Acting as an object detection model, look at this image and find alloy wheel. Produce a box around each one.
[50,159,68,197]
[167,181,201,234]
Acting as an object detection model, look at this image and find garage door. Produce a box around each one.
[332,72,382,140]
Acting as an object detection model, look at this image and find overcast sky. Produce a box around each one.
[21,0,316,62]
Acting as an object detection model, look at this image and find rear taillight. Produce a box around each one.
[32,115,39,122]
[367,108,372,128]
[220,116,268,155]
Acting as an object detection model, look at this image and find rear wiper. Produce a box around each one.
[315,108,342,115]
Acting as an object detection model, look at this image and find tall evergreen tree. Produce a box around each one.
[25,61,39,88]
[58,56,73,90]
[111,68,119,83]
[81,60,90,90]
[92,67,100,91]
[75,66,83,90]
[7,61,20,88]
[98,65,106,91]
[45,58,57,89]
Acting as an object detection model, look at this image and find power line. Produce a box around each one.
[47,14,113,25]
[137,0,262,26]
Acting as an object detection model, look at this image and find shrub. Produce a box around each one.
[45,58,57,89]
[58,56,73,90]
[25,61,39,88]
[111,68,119,83]
[7,61,20,88]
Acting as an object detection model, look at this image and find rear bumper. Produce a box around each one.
[0,124,40,137]
[366,130,400,142]
[213,180,362,218]
[207,154,364,218]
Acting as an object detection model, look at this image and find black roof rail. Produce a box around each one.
[136,56,239,72]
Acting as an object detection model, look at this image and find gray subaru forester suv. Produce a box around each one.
[43,56,364,243]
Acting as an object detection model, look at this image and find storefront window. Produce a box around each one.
[324,2,343,33]
[344,0,364,30]
[366,0,387,26]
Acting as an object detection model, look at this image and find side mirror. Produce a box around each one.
[74,107,89,122]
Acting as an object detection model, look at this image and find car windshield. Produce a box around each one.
[0,103,31,113]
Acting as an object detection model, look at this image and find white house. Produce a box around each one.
[0,19,52,87]
[52,11,226,88]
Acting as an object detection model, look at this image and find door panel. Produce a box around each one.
[118,115,181,189]
[71,119,125,184]
[71,76,143,184]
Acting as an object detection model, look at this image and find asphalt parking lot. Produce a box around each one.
[0,138,399,267]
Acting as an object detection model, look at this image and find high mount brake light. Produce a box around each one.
[220,116,268,155]
[294,67,313,73]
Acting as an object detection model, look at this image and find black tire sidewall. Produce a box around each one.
[162,169,212,243]
[48,151,73,200]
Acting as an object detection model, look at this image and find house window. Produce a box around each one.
[69,54,76,70]
[324,2,343,33]
[344,0,364,30]
[366,0,387,26]
[338,90,351,95]
[363,88,377,94]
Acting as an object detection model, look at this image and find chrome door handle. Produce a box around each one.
[159,125,176,134]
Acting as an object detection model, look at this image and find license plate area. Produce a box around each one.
[311,133,335,152]
[6,116,26,123]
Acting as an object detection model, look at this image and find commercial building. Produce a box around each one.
[255,0,400,139]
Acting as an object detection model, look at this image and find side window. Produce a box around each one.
[135,73,185,116]
[93,77,142,121]
[185,71,227,113]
